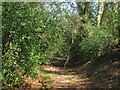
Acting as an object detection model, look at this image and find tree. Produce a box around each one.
[2,2,66,88]
[100,2,108,26]
[97,1,102,26]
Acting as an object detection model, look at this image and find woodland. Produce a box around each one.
[2,1,120,89]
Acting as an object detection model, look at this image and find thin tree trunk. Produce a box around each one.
[100,2,108,26]
[97,1,102,26]
[77,2,84,16]
[64,45,72,68]
[84,2,90,17]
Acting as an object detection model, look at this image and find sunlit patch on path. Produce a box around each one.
[43,65,94,88]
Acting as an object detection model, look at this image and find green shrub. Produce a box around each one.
[79,24,113,60]
[2,2,66,88]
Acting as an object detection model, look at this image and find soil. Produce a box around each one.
[7,48,120,90]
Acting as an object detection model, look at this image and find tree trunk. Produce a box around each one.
[100,2,108,26]
[77,2,91,23]
[97,1,102,26]
[77,2,84,16]
[84,2,90,17]
[64,45,72,68]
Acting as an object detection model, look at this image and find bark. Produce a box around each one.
[64,45,72,68]
[97,1,102,26]
[100,2,108,26]
[77,2,91,23]
[76,2,84,16]
[84,2,90,17]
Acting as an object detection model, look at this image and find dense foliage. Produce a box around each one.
[79,24,114,60]
[2,2,119,89]
[2,2,66,88]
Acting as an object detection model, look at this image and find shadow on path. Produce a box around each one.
[11,48,120,89]
[41,58,95,89]
[43,48,120,89]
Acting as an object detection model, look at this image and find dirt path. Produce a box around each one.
[43,65,94,89]
[38,48,120,89]
[13,48,119,89]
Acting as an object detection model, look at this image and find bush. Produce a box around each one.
[2,2,66,88]
[79,24,114,61]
